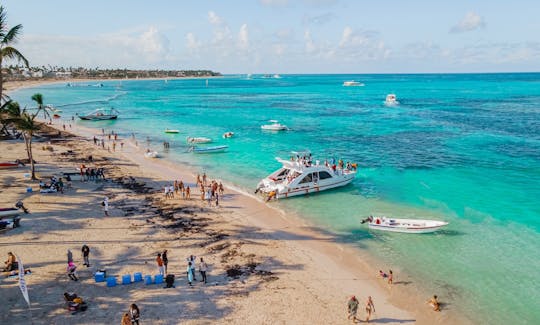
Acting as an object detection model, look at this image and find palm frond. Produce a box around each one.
[1,23,22,44]
[1,46,29,67]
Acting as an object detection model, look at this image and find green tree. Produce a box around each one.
[0,99,20,136]
[14,112,39,179]
[0,5,29,102]
[30,93,52,120]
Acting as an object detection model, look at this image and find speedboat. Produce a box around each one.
[78,108,119,120]
[222,132,234,139]
[144,151,159,158]
[190,145,228,154]
[384,94,399,106]
[361,216,448,234]
[261,120,288,131]
[343,81,364,87]
[187,137,212,144]
[164,129,180,134]
[255,153,357,200]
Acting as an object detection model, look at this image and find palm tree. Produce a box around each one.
[14,112,39,179]
[0,6,29,102]
[30,93,52,120]
[0,99,20,136]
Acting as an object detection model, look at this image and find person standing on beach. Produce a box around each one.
[82,244,90,267]
[365,296,375,323]
[199,257,208,283]
[187,255,197,280]
[347,295,359,322]
[187,261,194,286]
[156,253,164,276]
[162,250,168,275]
[129,303,140,325]
[67,249,73,264]
[427,295,440,312]
[186,186,191,199]
[202,173,207,186]
[388,270,393,285]
[103,196,109,216]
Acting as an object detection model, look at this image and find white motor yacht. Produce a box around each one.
[384,94,399,106]
[361,216,448,233]
[261,120,288,131]
[255,154,357,200]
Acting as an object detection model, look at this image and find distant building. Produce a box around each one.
[55,71,72,78]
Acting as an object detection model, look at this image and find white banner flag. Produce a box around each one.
[16,255,30,306]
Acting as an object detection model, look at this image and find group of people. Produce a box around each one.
[155,252,208,286]
[65,245,91,281]
[79,164,106,182]
[196,174,224,207]
[347,295,376,323]
[121,303,140,325]
[379,269,393,284]
[163,180,191,200]
[39,175,68,193]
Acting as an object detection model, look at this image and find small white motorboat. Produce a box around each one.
[261,120,288,131]
[343,81,364,87]
[384,94,399,106]
[361,216,448,234]
[144,150,159,158]
[164,129,180,134]
[222,132,234,139]
[78,108,119,120]
[190,145,228,154]
[187,137,212,144]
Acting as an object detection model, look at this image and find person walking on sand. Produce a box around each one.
[162,250,168,275]
[103,196,109,216]
[186,185,191,199]
[82,244,90,267]
[199,257,208,283]
[187,255,197,280]
[347,295,359,322]
[67,249,73,264]
[388,270,393,285]
[67,261,78,281]
[427,295,441,311]
[156,253,164,276]
[187,262,194,286]
[365,296,376,322]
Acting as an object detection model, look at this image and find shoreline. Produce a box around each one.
[3,83,471,324]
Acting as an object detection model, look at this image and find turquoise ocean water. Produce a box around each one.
[11,74,540,324]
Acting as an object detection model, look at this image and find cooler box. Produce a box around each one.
[26,187,32,193]
[144,275,153,285]
[133,272,143,282]
[154,274,164,284]
[106,276,117,287]
[121,274,131,285]
[94,271,105,282]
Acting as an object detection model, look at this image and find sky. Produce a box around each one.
[2,0,540,73]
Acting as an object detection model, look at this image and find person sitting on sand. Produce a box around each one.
[3,252,18,272]
[427,295,441,311]
[379,270,387,278]
[347,295,359,322]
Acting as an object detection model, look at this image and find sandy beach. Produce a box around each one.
[0,82,471,324]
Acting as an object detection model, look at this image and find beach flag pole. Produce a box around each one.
[16,255,33,324]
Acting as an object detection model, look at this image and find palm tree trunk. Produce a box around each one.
[0,57,3,102]
[23,132,36,180]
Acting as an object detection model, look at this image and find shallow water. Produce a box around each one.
[11,73,540,324]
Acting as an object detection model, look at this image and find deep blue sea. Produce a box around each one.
[11,74,540,324]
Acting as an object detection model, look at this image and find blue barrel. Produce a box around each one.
[154,274,164,284]
[133,272,143,282]
[94,272,105,282]
[106,276,117,287]
[121,274,131,285]
[144,275,153,285]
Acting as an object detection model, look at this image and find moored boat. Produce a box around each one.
[144,150,159,158]
[0,161,23,169]
[165,129,180,134]
[78,108,119,121]
[255,153,357,200]
[261,120,288,131]
[0,209,21,218]
[361,216,448,233]
[343,80,364,87]
[190,145,228,154]
[187,137,212,144]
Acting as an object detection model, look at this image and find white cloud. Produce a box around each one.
[303,12,336,25]
[238,24,249,51]
[208,11,223,25]
[260,0,289,7]
[336,26,389,60]
[450,12,485,33]
[273,43,286,56]
[304,30,316,54]
[186,32,201,51]
[140,27,170,59]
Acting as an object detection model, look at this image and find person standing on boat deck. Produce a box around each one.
[365,296,376,322]
[347,295,359,322]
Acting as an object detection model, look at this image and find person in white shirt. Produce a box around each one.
[199,257,208,283]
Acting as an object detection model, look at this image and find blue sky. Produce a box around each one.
[3,0,539,73]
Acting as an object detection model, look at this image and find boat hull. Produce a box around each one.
[193,145,228,154]
[0,210,21,218]
[79,115,118,121]
[274,176,354,198]
[367,218,448,234]
[0,163,20,169]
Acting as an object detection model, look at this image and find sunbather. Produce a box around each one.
[3,252,18,271]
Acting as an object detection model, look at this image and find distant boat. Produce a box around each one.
[144,150,159,158]
[187,137,212,144]
[246,73,252,79]
[361,216,448,234]
[53,114,61,119]
[273,74,282,79]
[78,108,119,121]
[164,129,180,134]
[384,94,399,106]
[190,145,228,154]
[261,120,288,131]
[343,81,364,87]
[222,131,234,139]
